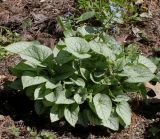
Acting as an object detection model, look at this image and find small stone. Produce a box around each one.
[0,115,5,121]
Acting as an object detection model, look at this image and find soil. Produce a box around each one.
[0,0,160,139]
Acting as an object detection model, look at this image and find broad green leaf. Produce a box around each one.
[55,64,75,81]
[20,44,52,62]
[6,41,52,64]
[89,41,116,60]
[34,101,46,115]
[6,79,22,90]
[22,72,48,89]
[55,88,75,104]
[53,47,60,57]
[113,95,130,102]
[102,34,122,54]
[5,41,34,53]
[20,54,45,67]
[45,81,59,89]
[102,116,119,131]
[26,86,35,99]
[50,105,64,122]
[34,85,44,100]
[116,101,131,127]
[64,104,80,127]
[93,94,112,121]
[74,93,85,104]
[42,99,53,107]
[77,110,89,127]
[77,25,99,36]
[123,64,155,83]
[11,61,37,71]
[70,78,85,87]
[65,37,91,59]
[56,50,74,64]
[45,90,57,102]
[76,11,95,23]
[114,57,127,71]
[138,55,157,73]
[86,109,101,125]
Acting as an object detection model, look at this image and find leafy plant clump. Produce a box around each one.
[0,26,20,59]
[5,31,158,130]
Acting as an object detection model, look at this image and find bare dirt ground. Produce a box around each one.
[0,0,160,139]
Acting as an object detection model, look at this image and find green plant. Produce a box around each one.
[0,45,8,59]
[5,28,158,130]
[27,127,56,139]
[0,26,20,59]
[8,126,20,137]
[148,127,160,137]
[76,0,151,30]
[76,0,125,27]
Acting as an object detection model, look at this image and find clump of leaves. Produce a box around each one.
[5,30,158,130]
[0,45,8,59]
[0,26,20,45]
[77,0,125,27]
[0,26,20,59]
[27,127,56,139]
[76,0,152,29]
[8,126,20,137]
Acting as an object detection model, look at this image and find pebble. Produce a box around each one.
[0,115,5,121]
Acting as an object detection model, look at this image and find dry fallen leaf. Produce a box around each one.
[145,82,160,102]
[132,27,141,38]
[116,34,129,44]
[0,75,7,81]
[135,0,144,5]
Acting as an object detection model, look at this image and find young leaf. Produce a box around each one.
[76,11,95,23]
[65,37,91,59]
[93,94,112,121]
[64,104,80,127]
[116,101,131,127]
[80,68,89,80]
